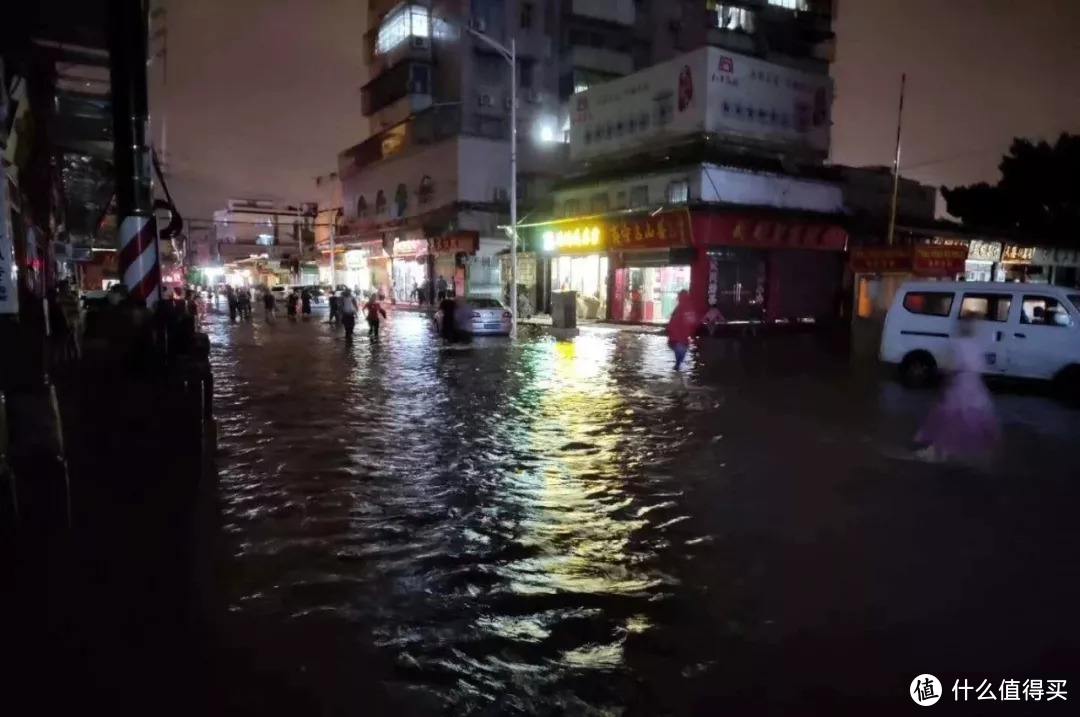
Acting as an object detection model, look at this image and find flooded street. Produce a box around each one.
[205,306,1080,714]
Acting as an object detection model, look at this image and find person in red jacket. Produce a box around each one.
[364,295,388,338]
[666,289,698,370]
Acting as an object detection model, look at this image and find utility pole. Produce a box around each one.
[328,212,337,288]
[466,27,517,339]
[886,73,906,246]
[109,0,161,305]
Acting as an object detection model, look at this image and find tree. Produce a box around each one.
[942,133,1080,247]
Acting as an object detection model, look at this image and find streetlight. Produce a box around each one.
[466,26,518,339]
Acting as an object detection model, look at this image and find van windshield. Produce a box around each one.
[1069,294,1080,312]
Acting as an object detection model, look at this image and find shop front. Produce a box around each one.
[689,212,849,324]
[391,237,429,304]
[964,240,1003,282]
[530,210,694,323]
[849,244,969,319]
[350,239,389,298]
[343,248,372,293]
[1034,247,1080,288]
[524,209,848,326]
[431,231,479,299]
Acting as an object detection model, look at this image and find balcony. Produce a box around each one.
[370,92,433,131]
[569,46,633,77]
[360,60,432,117]
[339,106,508,179]
[365,27,432,77]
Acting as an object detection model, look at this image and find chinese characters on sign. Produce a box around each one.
[1002,244,1036,264]
[608,213,691,250]
[912,245,969,275]
[539,212,693,254]
[850,245,968,277]
[431,232,478,255]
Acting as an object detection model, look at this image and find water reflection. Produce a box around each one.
[207,310,696,712]
[205,307,1079,713]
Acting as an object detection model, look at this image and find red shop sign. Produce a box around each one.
[695,214,848,250]
[912,245,968,276]
[432,231,479,255]
[850,247,911,273]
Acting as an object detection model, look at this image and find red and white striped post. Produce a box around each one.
[118,215,161,305]
[109,0,161,306]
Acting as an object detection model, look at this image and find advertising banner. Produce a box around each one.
[570,46,832,161]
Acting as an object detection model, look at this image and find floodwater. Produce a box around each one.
[204,304,1080,715]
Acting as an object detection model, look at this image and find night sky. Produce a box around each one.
[158,0,1080,219]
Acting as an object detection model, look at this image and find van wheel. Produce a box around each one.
[899,351,937,388]
[1053,365,1080,406]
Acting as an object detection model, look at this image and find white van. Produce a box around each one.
[880,281,1080,395]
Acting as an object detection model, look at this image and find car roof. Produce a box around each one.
[899,281,1071,295]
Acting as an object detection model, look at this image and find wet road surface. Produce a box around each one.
[205,305,1080,715]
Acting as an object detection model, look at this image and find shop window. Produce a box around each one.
[590,193,610,214]
[902,291,954,317]
[357,195,368,218]
[666,180,689,204]
[553,254,609,318]
[375,190,387,215]
[1020,296,1072,327]
[614,190,628,210]
[960,293,1011,322]
[629,185,649,208]
[520,2,533,29]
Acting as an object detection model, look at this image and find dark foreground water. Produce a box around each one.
[205,306,1080,715]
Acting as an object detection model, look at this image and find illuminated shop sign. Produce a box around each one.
[543,226,601,252]
[537,212,693,254]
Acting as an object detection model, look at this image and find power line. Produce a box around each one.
[900,123,1080,172]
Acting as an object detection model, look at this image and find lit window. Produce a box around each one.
[714,5,755,32]
[767,0,809,11]
[375,5,430,55]
[666,180,689,204]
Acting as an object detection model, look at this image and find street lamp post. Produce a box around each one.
[467,28,517,339]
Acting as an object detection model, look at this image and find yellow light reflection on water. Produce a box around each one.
[489,335,658,669]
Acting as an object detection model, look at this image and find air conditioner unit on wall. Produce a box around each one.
[478,93,494,107]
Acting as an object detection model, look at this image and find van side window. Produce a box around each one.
[960,293,1012,322]
[902,292,954,317]
[1021,296,1072,327]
